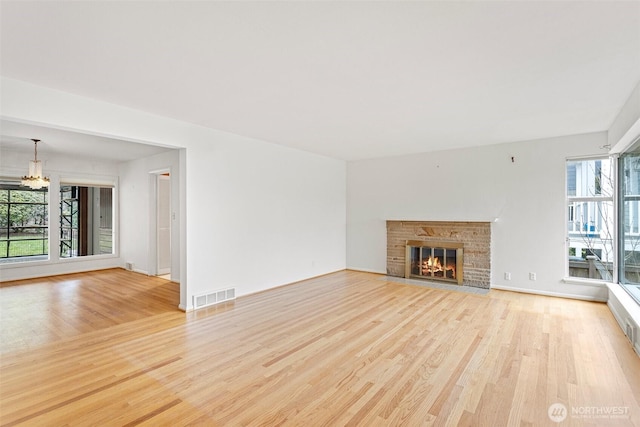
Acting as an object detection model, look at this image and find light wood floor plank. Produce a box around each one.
[1,269,639,426]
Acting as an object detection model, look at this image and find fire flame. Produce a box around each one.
[421,256,456,278]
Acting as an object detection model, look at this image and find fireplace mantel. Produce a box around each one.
[386,217,498,223]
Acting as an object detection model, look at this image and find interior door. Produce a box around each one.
[157,174,171,275]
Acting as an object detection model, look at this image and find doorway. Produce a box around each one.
[156,173,171,277]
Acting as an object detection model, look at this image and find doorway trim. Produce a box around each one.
[149,168,172,278]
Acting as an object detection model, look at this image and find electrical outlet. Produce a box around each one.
[504,272,511,280]
[529,272,536,281]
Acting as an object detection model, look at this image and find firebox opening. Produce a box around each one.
[405,240,463,285]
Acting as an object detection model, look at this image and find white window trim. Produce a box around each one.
[565,155,616,283]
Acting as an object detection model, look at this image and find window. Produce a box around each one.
[619,152,640,304]
[0,175,117,265]
[0,181,48,261]
[566,158,614,280]
[60,185,113,258]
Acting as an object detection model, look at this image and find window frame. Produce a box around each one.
[59,184,115,259]
[57,176,117,262]
[618,151,640,304]
[0,172,119,267]
[565,155,616,283]
[0,182,49,262]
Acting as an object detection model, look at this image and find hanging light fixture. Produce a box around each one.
[21,139,50,189]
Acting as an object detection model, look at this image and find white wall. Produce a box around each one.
[347,132,610,301]
[609,80,640,150]
[119,149,181,280]
[0,149,122,280]
[185,134,346,300]
[0,78,347,310]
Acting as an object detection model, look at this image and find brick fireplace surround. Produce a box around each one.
[386,221,491,289]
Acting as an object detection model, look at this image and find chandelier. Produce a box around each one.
[21,139,50,189]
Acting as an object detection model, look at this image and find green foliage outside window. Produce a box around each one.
[0,186,48,258]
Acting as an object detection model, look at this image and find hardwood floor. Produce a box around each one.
[0,269,179,354]
[1,269,639,426]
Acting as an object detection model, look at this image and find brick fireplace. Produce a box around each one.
[387,221,491,289]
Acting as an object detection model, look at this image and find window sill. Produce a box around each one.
[562,277,611,287]
[0,257,51,268]
[608,283,640,312]
[58,253,118,264]
[606,283,640,356]
[0,253,118,269]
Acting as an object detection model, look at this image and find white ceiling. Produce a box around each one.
[0,120,174,162]
[1,1,639,161]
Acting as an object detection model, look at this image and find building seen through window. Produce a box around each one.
[566,158,614,280]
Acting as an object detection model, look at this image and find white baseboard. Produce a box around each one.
[178,303,192,312]
[346,272,607,301]
[346,267,387,275]
[491,284,607,302]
